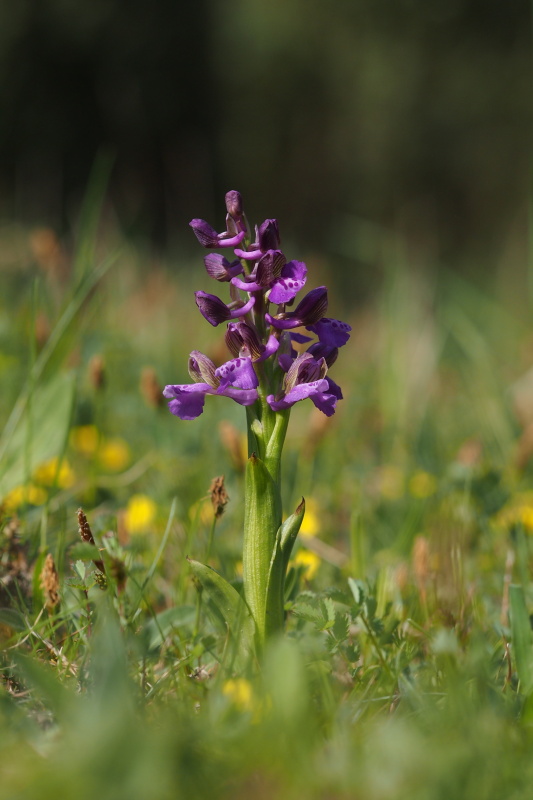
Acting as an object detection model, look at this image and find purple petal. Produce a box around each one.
[265,313,304,331]
[195,291,232,326]
[255,334,280,363]
[225,321,264,359]
[290,332,313,344]
[325,376,343,400]
[217,230,246,248]
[258,219,281,251]
[306,341,339,368]
[219,386,259,406]
[292,287,328,325]
[269,260,307,304]
[267,378,329,411]
[278,354,293,372]
[163,383,212,420]
[234,247,263,261]
[231,276,264,292]
[204,254,243,282]
[306,317,351,347]
[190,219,220,248]
[215,357,258,390]
[311,392,338,417]
[229,295,255,318]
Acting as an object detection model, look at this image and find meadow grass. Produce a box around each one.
[1,215,533,799]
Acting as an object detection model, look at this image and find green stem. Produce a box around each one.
[242,390,291,647]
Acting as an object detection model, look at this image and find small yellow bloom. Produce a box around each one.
[124,494,157,534]
[98,438,131,472]
[293,549,321,581]
[377,465,404,500]
[34,457,75,489]
[222,679,254,712]
[299,497,321,538]
[409,470,437,499]
[4,484,47,512]
[234,560,243,577]
[70,425,99,456]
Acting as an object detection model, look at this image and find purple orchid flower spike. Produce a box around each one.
[195,290,255,326]
[166,190,351,646]
[163,351,258,420]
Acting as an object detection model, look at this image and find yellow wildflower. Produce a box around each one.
[234,561,243,577]
[124,494,157,534]
[222,679,254,712]
[4,484,47,512]
[299,497,321,538]
[409,470,437,499]
[70,425,99,456]
[293,549,321,580]
[34,457,75,489]
[98,438,131,472]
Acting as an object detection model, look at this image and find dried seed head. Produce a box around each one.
[77,507,96,546]
[77,508,106,575]
[210,476,229,519]
[40,553,60,611]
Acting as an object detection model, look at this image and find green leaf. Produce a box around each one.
[280,498,305,571]
[0,371,76,498]
[348,577,365,608]
[143,605,196,651]
[187,558,255,665]
[510,584,533,696]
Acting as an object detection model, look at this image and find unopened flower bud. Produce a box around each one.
[258,219,280,251]
[225,191,243,219]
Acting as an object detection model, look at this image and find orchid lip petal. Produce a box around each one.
[229,295,255,318]
[255,334,280,363]
[231,277,263,292]
[218,386,258,406]
[217,230,246,248]
[215,357,259,390]
[265,312,303,331]
[234,248,263,261]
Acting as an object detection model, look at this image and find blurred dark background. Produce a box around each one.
[0,0,530,276]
